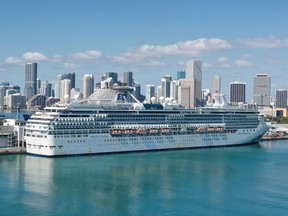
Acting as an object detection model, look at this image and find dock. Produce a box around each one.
[0,147,26,155]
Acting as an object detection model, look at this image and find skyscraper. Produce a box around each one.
[37,78,41,94]
[276,89,287,108]
[170,80,179,101]
[60,79,71,102]
[83,74,94,99]
[66,73,76,89]
[24,62,37,101]
[178,79,196,108]
[176,70,186,80]
[54,73,76,98]
[253,74,271,106]
[146,84,155,103]
[42,81,52,97]
[212,75,221,95]
[185,60,202,107]
[123,72,133,87]
[104,72,118,86]
[161,75,172,98]
[230,81,246,104]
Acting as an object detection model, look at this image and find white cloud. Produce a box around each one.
[5,51,49,65]
[235,59,253,67]
[236,36,288,48]
[72,50,102,60]
[113,38,231,65]
[5,57,23,65]
[64,63,80,69]
[22,51,49,61]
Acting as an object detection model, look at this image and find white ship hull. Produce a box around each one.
[24,89,270,157]
[26,122,268,156]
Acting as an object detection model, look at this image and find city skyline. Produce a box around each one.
[1,1,288,102]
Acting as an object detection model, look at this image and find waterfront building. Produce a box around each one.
[212,75,221,95]
[5,93,26,109]
[24,62,37,101]
[0,86,5,107]
[276,89,287,108]
[230,81,246,104]
[83,74,94,99]
[146,84,155,103]
[253,74,271,106]
[0,85,21,108]
[185,60,202,107]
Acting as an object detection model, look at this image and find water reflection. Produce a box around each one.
[1,144,288,215]
[15,149,243,215]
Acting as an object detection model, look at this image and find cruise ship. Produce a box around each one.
[25,87,269,156]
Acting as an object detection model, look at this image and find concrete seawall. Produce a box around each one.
[0,147,26,155]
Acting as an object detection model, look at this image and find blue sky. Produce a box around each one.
[1,0,288,102]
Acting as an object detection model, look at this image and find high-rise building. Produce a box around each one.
[70,88,83,101]
[41,81,52,97]
[253,74,271,106]
[5,93,26,109]
[178,79,196,108]
[104,72,118,86]
[212,75,221,95]
[185,60,202,107]
[230,81,246,104]
[66,73,76,89]
[0,86,5,107]
[54,73,76,98]
[123,72,133,87]
[146,84,155,103]
[24,62,37,101]
[202,89,212,106]
[276,89,287,108]
[83,74,94,99]
[60,79,71,102]
[170,80,179,101]
[176,70,186,80]
[132,82,141,102]
[37,78,41,94]
[161,75,172,98]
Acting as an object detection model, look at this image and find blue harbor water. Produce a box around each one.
[1,140,288,216]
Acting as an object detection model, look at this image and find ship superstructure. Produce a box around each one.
[25,88,269,156]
